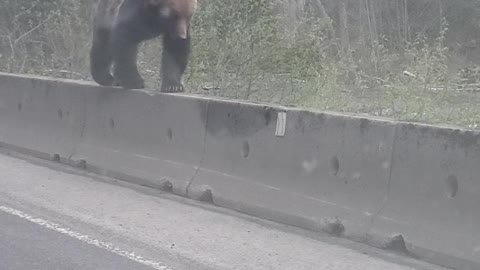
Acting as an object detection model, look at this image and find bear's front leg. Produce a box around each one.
[160,34,191,93]
[111,24,145,90]
[90,28,114,86]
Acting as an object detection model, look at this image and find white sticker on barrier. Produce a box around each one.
[276,112,287,137]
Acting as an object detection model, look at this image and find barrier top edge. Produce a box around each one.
[0,71,477,135]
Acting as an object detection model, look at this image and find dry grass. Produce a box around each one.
[0,0,479,130]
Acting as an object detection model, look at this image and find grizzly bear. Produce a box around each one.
[90,0,197,92]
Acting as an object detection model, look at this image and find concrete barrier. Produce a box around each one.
[0,72,478,269]
[0,73,206,194]
[192,101,397,238]
[371,123,480,269]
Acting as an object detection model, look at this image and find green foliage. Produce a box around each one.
[383,19,453,121]
[0,0,479,130]
[0,0,90,77]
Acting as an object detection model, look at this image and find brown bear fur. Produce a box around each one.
[90,0,197,92]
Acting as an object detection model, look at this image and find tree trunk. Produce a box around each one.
[339,0,350,54]
[283,0,306,38]
[308,0,334,35]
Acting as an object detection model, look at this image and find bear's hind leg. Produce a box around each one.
[160,34,191,93]
[111,25,145,90]
[90,28,114,86]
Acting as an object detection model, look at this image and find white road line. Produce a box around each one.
[0,206,173,270]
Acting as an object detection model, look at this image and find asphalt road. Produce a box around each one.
[0,210,155,270]
[0,152,449,270]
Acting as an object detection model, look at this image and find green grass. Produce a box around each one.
[1,0,479,130]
